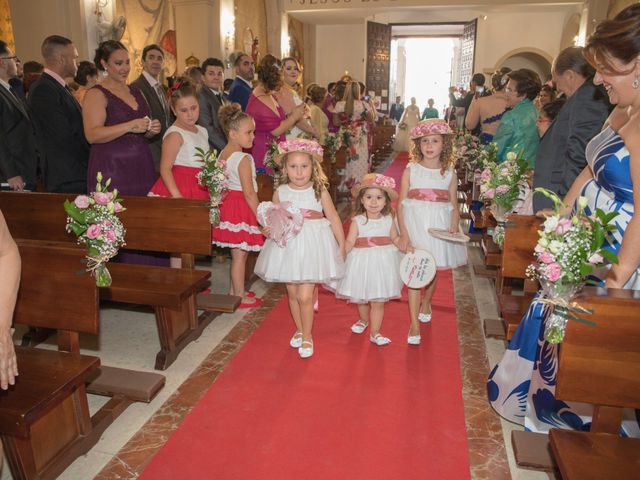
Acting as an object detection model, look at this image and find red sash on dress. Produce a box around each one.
[407,188,450,202]
[300,209,324,219]
[354,236,393,248]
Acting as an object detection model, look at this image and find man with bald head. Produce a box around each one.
[28,35,89,193]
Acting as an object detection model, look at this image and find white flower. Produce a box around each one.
[544,216,559,233]
[548,240,562,254]
[578,196,588,210]
[506,151,517,161]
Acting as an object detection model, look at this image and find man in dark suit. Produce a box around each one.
[0,40,38,191]
[533,47,611,212]
[197,57,226,152]
[28,35,88,193]
[131,44,172,171]
[389,96,404,123]
[228,51,254,111]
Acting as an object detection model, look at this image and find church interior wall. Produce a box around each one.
[314,23,366,87]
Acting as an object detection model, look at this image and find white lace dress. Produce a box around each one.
[401,163,467,268]
[254,184,345,283]
[333,215,403,303]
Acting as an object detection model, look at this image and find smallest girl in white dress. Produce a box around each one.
[255,139,345,359]
[398,119,467,345]
[334,173,404,346]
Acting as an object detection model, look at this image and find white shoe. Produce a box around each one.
[350,320,368,334]
[407,334,421,345]
[289,332,303,348]
[418,312,432,323]
[298,340,314,358]
[370,333,391,346]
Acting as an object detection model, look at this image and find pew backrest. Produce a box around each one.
[0,192,212,255]
[502,214,543,279]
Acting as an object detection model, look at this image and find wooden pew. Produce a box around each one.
[512,287,640,475]
[484,214,542,339]
[0,240,163,480]
[0,191,240,370]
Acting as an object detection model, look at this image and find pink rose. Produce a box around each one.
[114,202,124,213]
[588,253,604,264]
[74,195,90,209]
[545,262,562,282]
[539,252,554,264]
[555,218,572,235]
[496,185,509,194]
[102,220,112,227]
[484,188,495,199]
[480,169,491,181]
[86,224,102,239]
[104,229,117,242]
[94,192,111,205]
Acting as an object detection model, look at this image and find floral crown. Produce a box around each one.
[351,173,398,200]
[409,119,453,139]
[277,138,324,159]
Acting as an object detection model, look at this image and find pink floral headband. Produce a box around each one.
[277,139,324,158]
[351,173,398,200]
[409,119,454,139]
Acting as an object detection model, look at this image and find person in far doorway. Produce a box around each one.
[197,57,227,152]
[228,51,255,111]
[421,98,439,119]
[389,95,404,124]
[131,44,173,171]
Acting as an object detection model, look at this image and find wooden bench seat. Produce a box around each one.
[0,191,240,370]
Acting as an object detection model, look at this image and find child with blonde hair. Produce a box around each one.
[255,139,345,358]
[333,173,403,345]
[397,119,467,345]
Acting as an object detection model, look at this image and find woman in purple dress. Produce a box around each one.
[83,40,160,195]
[245,54,305,172]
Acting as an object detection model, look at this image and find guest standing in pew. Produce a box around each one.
[84,41,166,266]
[227,51,255,111]
[532,47,611,212]
[0,40,38,192]
[211,103,265,308]
[197,57,227,153]
[0,210,18,391]
[148,79,209,267]
[29,35,90,193]
[488,3,640,437]
[131,44,173,172]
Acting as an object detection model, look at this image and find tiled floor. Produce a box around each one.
[2,160,549,480]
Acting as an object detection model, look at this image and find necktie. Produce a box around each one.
[155,83,170,125]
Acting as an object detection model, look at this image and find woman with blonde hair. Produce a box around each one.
[273,56,317,140]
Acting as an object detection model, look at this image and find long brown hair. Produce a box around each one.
[409,134,455,176]
[352,187,394,221]
[277,152,328,200]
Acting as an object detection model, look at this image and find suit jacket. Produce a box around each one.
[532,81,610,211]
[197,87,227,152]
[130,74,172,170]
[228,77,252,111]
[389,103,404,122]
[0,84,38,187]
[27,73,89,193]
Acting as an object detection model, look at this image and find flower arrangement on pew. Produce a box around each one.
[195,147,229,225]
[338,124,359,162]
[63,172,126,287]
[478,149,530,223]
[454,132,481,174]
[526,188,619,343]
[264,141,281,176]
[323,132,342,163]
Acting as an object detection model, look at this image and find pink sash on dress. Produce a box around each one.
[300,209,324,220]
[354,236,393,248]
[407,188,450,202]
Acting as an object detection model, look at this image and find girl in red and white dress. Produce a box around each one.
[149,78,209,267]
[212,103,265,308]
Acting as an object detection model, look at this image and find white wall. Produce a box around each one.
[314,23,365,87]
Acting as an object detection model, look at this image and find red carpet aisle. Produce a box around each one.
[140,152,470,479]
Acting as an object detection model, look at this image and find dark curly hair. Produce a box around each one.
[74,61,97,86]
[491,67,512,91]
[507,69,542,100]
[257,54,282,93]
[218,102,252,134]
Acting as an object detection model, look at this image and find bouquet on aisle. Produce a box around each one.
[526,188,618,343]
[63,172,126,287]
[196,147,229,225]
[477,149,530,221]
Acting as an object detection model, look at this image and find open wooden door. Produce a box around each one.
[366,21,391,115]
[455,18,477,88]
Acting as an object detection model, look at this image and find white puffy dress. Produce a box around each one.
[401,163,467,268]
[254,184,345,283]
[334,215,403,303]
